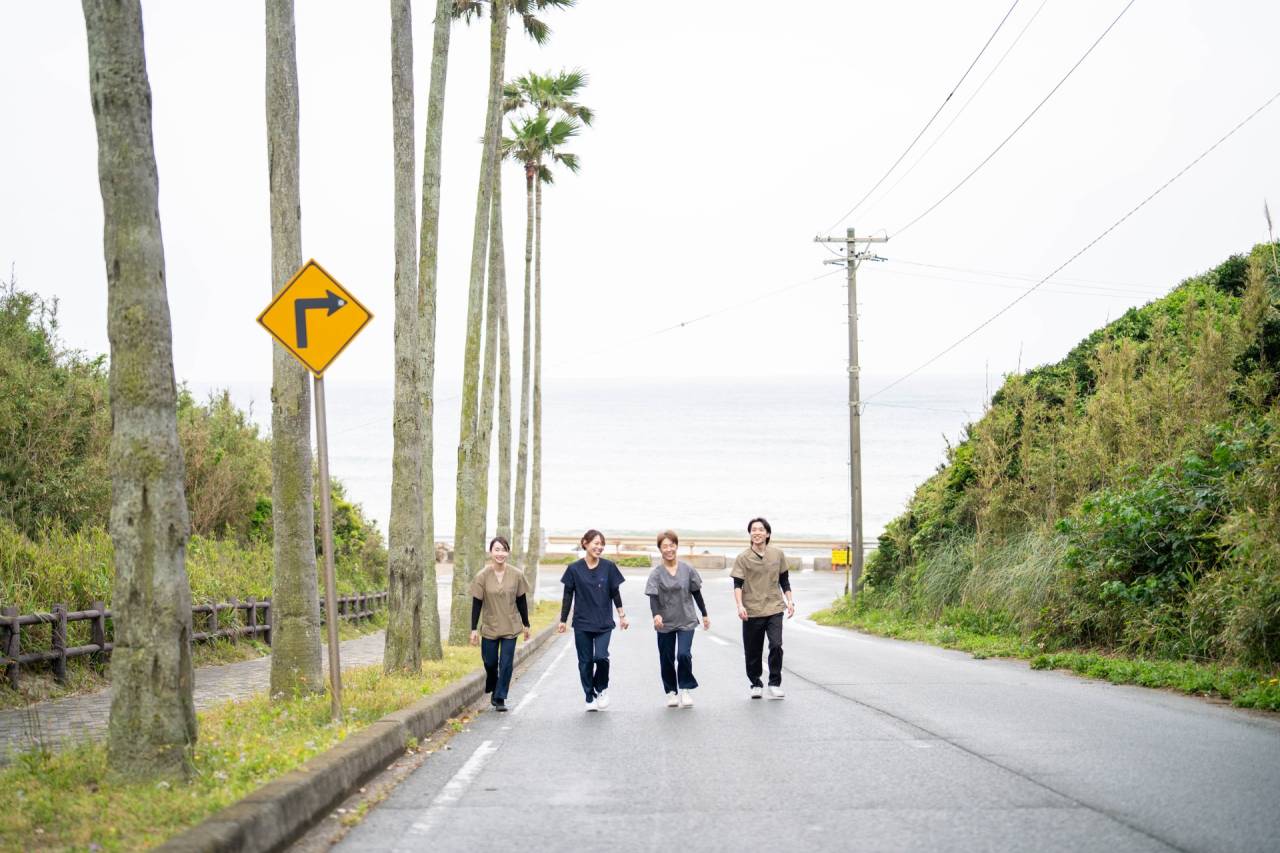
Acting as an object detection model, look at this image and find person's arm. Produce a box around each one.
[733,576,748,620]
[612,587,629,630]
[559,587,574,623]
[779,554,795,616]
[469,597,483,645]
[515,594,530,627]
[691,588,708,617]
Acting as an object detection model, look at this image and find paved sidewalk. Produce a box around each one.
[0,630,388,762]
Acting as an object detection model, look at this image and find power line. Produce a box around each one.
[881,267,1164,300]
[822,0,1022,234]
[886,258,1163,292]
[892,0,1138,240]
[865,85,1280,403]
[861,0,1053,220]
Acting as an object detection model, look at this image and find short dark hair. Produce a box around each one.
[656,530,679,547]
[580,529,605,550]
[488,536,510,552]
[747,517,772,544]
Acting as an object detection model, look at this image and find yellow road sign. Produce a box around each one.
[257,259,372,376]
[832,547,851,567]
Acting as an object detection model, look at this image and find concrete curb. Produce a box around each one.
[158,624,561,853]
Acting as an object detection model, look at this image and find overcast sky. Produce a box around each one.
[2,0,1279,393]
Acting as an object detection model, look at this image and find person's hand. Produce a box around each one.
[737,605,749,621]
[702,616,711,631]
[653,614,664,630]
[619,614,630,630]
[556,622,567,634]
[469,630,479,646]
[522,628,531,642]
[786,601,795,619]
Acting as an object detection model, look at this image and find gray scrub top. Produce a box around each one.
[645,561,703,633]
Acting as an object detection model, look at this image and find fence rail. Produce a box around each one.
[0,591,387,690]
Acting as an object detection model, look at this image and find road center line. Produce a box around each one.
[403,739,499,840]
[511,639,572,716]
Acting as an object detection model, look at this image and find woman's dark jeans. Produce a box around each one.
[573,629,612,700]
[481,636,517,702]
[656,628,698,693]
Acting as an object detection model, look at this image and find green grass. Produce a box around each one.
[812,595,1280,710]
[0,601,558,851]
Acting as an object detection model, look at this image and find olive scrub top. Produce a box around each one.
[468,564,531,640]
[731,544,791,618]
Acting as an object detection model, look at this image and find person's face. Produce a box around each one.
[490,541,509,565]
[749,522,768,547]
[659,537,678,562]
[585,535,605,559]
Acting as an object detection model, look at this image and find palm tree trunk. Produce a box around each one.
[416,0,454,661]
[474,173,506,558]
[83,0,197,781]
[385,0,423,672]
[497,275,512,542]
[512,167,534,584]
[449,0,508,644]
[265,0,323,698]
[526,176,544,591]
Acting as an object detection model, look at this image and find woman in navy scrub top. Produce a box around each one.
[558,529,629,711]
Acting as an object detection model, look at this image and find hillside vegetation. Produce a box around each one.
[0,277,387,613]
[857,243,1280,672]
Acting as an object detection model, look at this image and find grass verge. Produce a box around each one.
[0,601,557,850]
[811,596,1280,711]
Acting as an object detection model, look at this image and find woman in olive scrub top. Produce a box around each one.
[469,536,531,712]
[732,517,794,699]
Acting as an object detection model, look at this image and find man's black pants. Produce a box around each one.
[742,612,783,687]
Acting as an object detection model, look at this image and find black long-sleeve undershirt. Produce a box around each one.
[648,589,708,618]
[560,587,623,623]
[471,594,531,632]
[733,571,790,592]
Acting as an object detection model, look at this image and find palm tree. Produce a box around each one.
[504,70,589,595]
[265,0,324,699]
[448,0,573,644]
[82,0,197,780]
[385,0,424,672]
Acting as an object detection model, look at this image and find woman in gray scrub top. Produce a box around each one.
[645,530,710,709]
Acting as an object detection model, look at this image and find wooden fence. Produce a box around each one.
[0,591,387,690]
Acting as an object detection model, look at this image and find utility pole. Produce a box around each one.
[814,228,887,599]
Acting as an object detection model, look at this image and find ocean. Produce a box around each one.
[194,374,989,550]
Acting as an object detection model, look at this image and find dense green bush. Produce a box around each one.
[861,244,1280,670]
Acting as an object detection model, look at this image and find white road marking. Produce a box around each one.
[706,634,732,647]
[511,639,571,716]
[403,739,499,839]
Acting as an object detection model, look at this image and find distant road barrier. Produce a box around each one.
[0,591,387,691]
[544,534,877,557]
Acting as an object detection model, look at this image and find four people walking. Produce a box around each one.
[469,536,532,712]
[477,519,798,711]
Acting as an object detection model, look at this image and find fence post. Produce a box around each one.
[228,597,239,644]
[90,601,108,671]
[262,599,271,646]
[247,596,258,642]
[1,605,17,689]
[52,604,68,684]
[207,603,219,640]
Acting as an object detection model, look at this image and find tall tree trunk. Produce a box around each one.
[83,0,197,780]
[526,177,544,592]
[512,167,534,592]
[266,0,323,697]
[449,0,508,644]
[416,0,453,661]
[385,0,423,672]
[473,173,505,558]
[497,273,512,542]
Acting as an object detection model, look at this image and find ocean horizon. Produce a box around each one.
[192,373,991,550]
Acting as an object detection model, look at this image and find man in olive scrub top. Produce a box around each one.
[732,517,794,699]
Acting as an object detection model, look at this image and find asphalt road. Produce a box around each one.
[327,570,1280,853]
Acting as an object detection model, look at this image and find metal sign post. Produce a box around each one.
[258,259,372,721]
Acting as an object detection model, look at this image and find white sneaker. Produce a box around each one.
[749,685,763,699]
[767,685,786,699]
[666,692,679,708]
[585,697,598,712]
[595,690,611,710]
[679,689,693,708]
